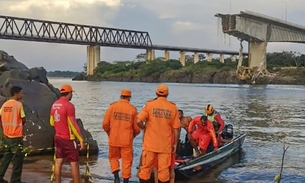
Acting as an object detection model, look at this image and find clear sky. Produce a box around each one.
[0,0,304,71]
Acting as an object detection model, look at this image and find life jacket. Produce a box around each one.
[204,110,220,132]
[1,99,24,138]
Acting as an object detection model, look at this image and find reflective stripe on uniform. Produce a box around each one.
[1,102,22,127]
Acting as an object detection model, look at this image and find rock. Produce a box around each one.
[0,50,98,156]
[0,95,5,107]
[29,67,48,84]
[2,78,57,150]
[0,50,28,71]
[160,70,192,83]
[76,119,99,155]
[72,73,87,81]
[0,69,30,86]
[213,71,238,84]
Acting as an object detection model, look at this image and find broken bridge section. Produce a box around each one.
[215,10,305,82]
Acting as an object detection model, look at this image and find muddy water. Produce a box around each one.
[24,79,305,183]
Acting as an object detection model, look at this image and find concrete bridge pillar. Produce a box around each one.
[146,49,155,61]
[207,53,213,62]
[87,45,100,76]
[220,54,225,63]
[164,50,170,61]
[238,50,243,68]
[180,51,186,66]
[231,55,236,62]
[194,52,199,64]
[248,41,267,70]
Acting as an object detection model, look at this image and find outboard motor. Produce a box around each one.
[222,124,234,140]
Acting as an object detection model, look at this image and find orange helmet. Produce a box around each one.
[205,104,214,115]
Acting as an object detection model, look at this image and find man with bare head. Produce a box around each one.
[178,109,192,132]
[177,109,200,157]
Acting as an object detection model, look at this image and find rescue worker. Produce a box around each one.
[152,134,175,183]
[188,115,220,157]
[0,86,26,183]
[102,89,140,183]
[137,84,181,183]
[50,84,85,183]
[204,104,225,136]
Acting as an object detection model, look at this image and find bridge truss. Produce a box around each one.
[0,15,153,48]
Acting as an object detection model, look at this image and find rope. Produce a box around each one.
[50,151,56,183]
[84,143,94,183]
[50,143,94,183]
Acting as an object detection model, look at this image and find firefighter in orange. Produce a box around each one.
[0,86,26,183]
[137,84,181,183]
[188,115,220,157]
[102,89,140,183]
[50,84,85,183]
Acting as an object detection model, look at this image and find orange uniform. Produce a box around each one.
[137,84,181,182]
[188,116,218,150]
[102,89,140,179]
[153,135,175,169]
[0,99,25,138]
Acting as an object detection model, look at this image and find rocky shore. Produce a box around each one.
[73,69,305,85]
[0,50,98,155]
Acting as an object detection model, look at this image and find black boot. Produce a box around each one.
[113,170,120,183]
[158,180,170,183]
[139,178,150,183]
[123,178,129,183]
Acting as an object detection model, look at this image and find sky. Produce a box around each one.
[0,0,304,71]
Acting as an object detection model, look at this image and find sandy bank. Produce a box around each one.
[2,155,109,183]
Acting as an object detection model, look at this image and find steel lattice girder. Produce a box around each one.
[0,15,153,48]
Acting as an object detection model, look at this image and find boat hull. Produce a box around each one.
[175,133,247,179]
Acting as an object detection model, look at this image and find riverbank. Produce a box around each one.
[3,155,102,183]
[72,55,305,85]
[4,156,63,183]
[73,68,305,85]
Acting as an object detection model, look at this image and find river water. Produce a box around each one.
[46,78,305,183]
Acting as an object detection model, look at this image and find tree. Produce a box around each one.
[83,63,87,72]
[135,53,146,62]
[185,55,194,66]
[198,53,206,61]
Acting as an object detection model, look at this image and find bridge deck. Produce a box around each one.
[239,11,305,33]
[215,10,305,43]
[0,15,247,55]
[152,45,246,55]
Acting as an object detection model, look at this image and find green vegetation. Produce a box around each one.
[89,51,305,79]
[267,51,305,69]
[91,54,239,79]
[47,70,82,78]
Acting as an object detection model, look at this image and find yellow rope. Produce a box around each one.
[50,143,94,183]
[272,173,280,183]
[84,143,94,182]
[50,149,56,183]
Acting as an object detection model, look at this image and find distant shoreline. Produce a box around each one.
[71,70,305,86]
[47,71,82,78]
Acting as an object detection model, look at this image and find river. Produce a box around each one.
[46,78,305,183]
